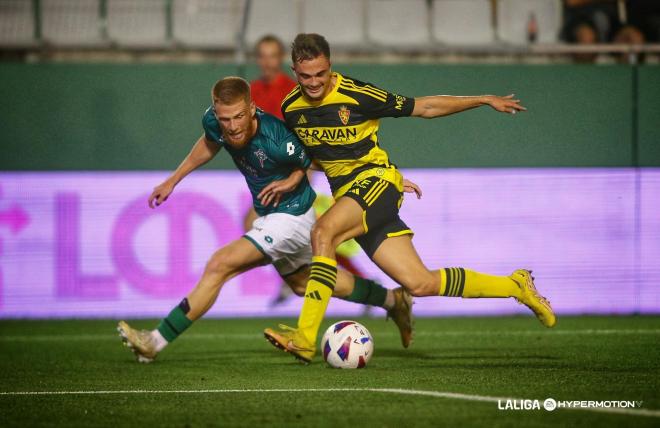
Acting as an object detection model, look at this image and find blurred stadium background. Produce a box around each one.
[0,0,659,319]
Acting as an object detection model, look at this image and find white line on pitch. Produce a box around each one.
[0,388,657,418]
[1,329,659,342]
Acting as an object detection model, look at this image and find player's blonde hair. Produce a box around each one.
[211,76,251,105]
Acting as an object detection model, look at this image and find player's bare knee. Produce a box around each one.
[406,273,438,297]
[204,251,234,280]
[310,221,335,249]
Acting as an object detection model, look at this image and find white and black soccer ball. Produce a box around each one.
[321,320,374,369]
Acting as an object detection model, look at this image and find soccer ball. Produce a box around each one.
[321,320,374,369]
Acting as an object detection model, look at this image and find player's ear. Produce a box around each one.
[249,100,256,116]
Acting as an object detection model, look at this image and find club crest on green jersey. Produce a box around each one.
[254,149,269,168]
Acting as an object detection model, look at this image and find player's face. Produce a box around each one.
[292,55,332,101]
[256,41,284,81]
[214,99,257,148]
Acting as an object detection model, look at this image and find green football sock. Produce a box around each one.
[156,299,193,342]
[341,277,388,307]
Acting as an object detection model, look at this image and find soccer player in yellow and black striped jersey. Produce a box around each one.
[264,34,556,363]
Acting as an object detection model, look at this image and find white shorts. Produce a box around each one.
[243,206,315,277]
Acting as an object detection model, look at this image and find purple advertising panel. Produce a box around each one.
[0,169,658,318]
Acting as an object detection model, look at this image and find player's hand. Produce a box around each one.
[258,170,305,208]
[148,181,175,208]
[487,94,527,115]
[403,178,422,199]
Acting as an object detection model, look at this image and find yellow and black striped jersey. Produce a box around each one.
[281,72,415,198]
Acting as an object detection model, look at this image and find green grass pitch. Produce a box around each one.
[1,316,659,427]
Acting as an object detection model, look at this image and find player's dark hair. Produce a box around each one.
[291,33,330,63]
[211,76,251,105]
[255,34,285,56]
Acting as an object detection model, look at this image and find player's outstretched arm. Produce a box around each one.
[411,94,526,118]
[148,135,220,208]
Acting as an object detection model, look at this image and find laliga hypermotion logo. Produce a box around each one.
[498,398,644,411]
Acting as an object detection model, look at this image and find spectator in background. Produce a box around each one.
[627,0,660,43]
[561,0,649,62]
[250,35,296,119]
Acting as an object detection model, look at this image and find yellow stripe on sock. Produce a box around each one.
[311,255,337,267]
[310,271,337,285]
[313,264,338,278]
[450,268,459,297]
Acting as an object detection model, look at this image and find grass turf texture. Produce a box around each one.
[0,316,658,427]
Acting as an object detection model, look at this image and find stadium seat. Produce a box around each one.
[41,0,105,46]
[301,0,365,48]
[366,0,430,47]
[432,0,494,45]
[0,0,35,47]
[497,0,562,44]
[107,0,168,47]
[246,0,300,48]
[172,0,241,48]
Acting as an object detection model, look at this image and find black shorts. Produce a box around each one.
[342,177,414,258]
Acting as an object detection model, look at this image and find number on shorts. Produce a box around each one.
[286,142,295,156]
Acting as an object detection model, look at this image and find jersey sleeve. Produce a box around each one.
[351,79,415,119]
[202,106,224,146]
[272,128,311,170]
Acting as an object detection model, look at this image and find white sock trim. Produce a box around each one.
[151,329,169,353]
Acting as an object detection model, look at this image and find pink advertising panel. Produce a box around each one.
[0,169,658,318]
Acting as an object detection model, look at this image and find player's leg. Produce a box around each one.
[118,237,267,362]
[186,238,265,320]
[250,205,382,361]
[370,233,556,327]
[339,179,555,327]
[267,258,399,361]
[282,195,366,354]
[282,265,394,309]
[370,234,520,297]
[269,201,394,310]
[265,178,414,360]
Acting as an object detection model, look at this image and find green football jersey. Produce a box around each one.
[203,107,315,216]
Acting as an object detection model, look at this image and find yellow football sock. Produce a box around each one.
[297,256,337,344]
[438,267,520,298]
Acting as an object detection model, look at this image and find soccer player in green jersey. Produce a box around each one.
[264,34,556,363]
[118,77,415,362]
